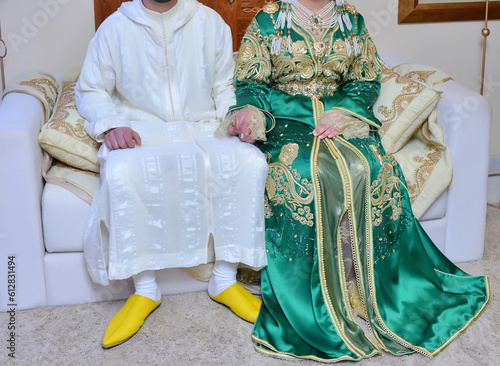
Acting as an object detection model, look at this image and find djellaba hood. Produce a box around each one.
[118,0,200,32]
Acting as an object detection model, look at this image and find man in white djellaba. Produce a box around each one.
[75,0,268,349]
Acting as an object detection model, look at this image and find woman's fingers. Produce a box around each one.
[227,124,238,136]
[226,111,255,143]
[313,123,340,139]
[235,110,250,129]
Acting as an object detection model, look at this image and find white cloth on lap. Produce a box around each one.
[84,120,268,286]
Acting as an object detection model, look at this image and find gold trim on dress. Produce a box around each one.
[311,98,377,358]
[274,77,339,99]
[263,2,279,14]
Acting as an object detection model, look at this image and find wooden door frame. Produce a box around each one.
[398,0,500,23]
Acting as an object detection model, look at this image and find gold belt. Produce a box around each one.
[274,79,339,99]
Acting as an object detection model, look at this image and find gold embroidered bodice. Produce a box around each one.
[234,3,382,100]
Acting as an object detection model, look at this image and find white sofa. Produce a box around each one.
[0,53,492,312]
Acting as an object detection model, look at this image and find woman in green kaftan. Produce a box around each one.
[223,0,490,362]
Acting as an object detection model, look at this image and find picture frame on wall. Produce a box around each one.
[399,0,500,23]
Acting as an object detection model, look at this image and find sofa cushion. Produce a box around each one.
[374,63,442,154]
[38,69,101,173]
[42,183,90,253]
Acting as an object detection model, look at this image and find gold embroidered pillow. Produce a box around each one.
[392,63,451,87]
[373,63,442,154]
[38,70,100,173]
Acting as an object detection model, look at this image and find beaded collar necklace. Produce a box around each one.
[270,0,361,57]
[291,0,336,35]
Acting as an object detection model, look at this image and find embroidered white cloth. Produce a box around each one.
[84,121,268,285]
[76,0,268,285]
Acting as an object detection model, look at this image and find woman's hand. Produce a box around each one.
[227,110,255,144]
[313,110,357,139]
[104,127,142,150]
[313,121,342,139]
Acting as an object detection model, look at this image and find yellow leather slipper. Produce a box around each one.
[209,283,259,323]
[237,284,262,310]
[102,294,161,349]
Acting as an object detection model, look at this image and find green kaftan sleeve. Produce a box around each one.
[231,16,275,131]
[332,14,383,128]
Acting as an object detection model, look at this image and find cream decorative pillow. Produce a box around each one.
[393,110,452,219]
[373,63,443,154]
[43,158,101,205]
[392,63,451,87]
[38,69,101,173]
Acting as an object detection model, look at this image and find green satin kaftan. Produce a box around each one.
[230,1,490,362]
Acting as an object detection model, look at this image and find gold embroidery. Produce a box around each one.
[236,9,381,104]
[297,61,314,79]
[376,65,432,136]
[263,2,279,14]
[292,40,307,54]
[275,78,339,99]
[403,70,437,85]
[235,19,272,84]
[52,159,99,178]
[266,145,314,227]
[45,81,99,148]
[345,4,358,15]
[348,29,383,83]
[370,155,403,226]
[264,194,274,218]
[313,40,328,57]
[332,39,346,53]
[278,143,299,166]
[405,122,444,204]
[369,145,384,165]
[19,78,57,111]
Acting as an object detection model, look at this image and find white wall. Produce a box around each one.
[0,59,4,96]
[0,0,94,85]
[355,0,499,155]
[0,0,498,154]
[0,23,7,96]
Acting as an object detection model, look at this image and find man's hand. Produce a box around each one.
[227,110,255,144]
[104,127,142,150]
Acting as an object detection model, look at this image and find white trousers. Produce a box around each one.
[83,121,268,286]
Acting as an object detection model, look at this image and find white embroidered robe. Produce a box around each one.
[75,0,268,285]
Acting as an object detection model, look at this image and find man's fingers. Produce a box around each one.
[126,135,135,148]
[104,134,117,150]
[115,133,128,148]
[132,131,142,146]
[104,127,140,150]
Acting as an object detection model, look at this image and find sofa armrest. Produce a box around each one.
[0,92,48,310]
[434,80,492,262]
